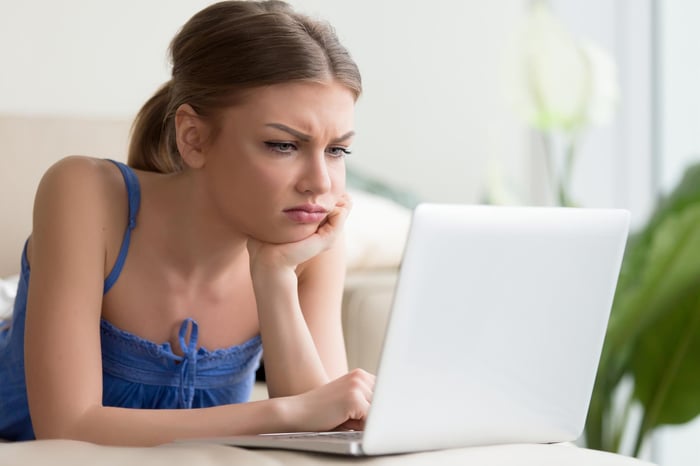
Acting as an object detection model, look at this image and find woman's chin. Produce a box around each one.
[259,224,319,244]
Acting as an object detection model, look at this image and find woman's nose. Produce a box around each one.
[296,152,332,194]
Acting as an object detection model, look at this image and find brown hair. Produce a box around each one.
[128,0,362,173]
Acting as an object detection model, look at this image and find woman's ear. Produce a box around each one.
[174,104,209,169]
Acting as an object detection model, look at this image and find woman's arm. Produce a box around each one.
[25,156,112,439]
[23,158,371,445]
[52,370,373,445]
[247,197,351,398]
[297,236,349,379]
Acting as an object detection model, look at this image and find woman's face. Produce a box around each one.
[200,80,356,243]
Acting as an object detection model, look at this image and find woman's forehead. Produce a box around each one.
[220,81,356,133]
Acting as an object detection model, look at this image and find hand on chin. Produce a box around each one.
[247,194,352,271]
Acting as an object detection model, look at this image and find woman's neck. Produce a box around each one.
[139,169,250,285]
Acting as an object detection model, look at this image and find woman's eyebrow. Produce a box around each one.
[331,131,356,144]
[265,123,311,141]
[265,123,355,144]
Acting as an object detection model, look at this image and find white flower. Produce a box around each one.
[579,39,619,127]
[483,159,523,206]
[505,1,619,133]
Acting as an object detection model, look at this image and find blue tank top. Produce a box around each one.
[0,160,263,441]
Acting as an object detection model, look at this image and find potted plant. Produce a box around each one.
[585,161,700,457]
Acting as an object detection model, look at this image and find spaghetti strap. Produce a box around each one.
[103,160,141,295]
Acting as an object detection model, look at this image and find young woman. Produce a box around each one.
[0,0,374,445]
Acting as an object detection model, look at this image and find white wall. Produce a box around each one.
[658,0,700,193]
[0,0,527,205]
[0,1,210,117]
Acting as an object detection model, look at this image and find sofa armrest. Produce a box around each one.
[342,268,398,374]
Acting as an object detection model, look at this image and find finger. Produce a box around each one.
[357,368,376,384]
[350,368,376,390]
[356,377,374,403]
[324,193,353,226]
[335,192,353,211]
[334,419,365,431]
[344,370,374,404]
[316,202,351,239]
[340,191,353,204]
[335,193,353,219]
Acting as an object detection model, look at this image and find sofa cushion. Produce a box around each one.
[0,275,18,322]
[342,270,397,373]
[344,189,411,271]
[0,439,655,466]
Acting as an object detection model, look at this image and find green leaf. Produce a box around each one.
[600,165,700,376]
[626,205,700,431]
[586,161,700,455]
[598,206,700,392]
[632,284,700,426]
[616,206,700,453]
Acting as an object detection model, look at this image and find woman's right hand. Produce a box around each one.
[246,193,353,276]
[285,368,376,432]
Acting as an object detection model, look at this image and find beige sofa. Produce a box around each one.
[0,115,652,465]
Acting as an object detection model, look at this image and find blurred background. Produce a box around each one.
[1,0,698,464]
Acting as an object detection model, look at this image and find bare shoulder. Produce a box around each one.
[35,156,121,201]
[28,156,127,264]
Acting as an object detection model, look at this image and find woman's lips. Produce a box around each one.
[283,207,328,224]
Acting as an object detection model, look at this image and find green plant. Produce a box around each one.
[585,161,700,457]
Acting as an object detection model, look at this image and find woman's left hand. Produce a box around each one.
[247,193,352,273]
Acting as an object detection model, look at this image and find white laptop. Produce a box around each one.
[195,203,630,456]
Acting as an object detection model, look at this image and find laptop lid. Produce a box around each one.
[360,204,629,455]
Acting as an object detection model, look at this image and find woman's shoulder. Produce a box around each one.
[32,156,131,238]
[36,156,129,205]
[39,155,120,185]
[27,156,133,269]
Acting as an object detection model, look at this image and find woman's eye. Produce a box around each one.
[327,147,352,158]
[265,142,297,154]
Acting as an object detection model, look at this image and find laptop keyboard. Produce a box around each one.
[265,431,363,441]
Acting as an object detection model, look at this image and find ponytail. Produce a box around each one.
[128,81,183,173]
